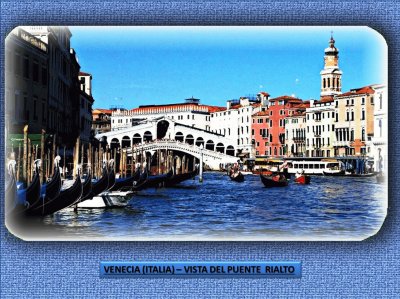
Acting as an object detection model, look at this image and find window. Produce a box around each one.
[379,94,383,110]
[33,61,39,82]
[23,57,29,78]
[362,97,365,105]
[351,110,354,121]
[361,109,365,120]
[42,67,47,85]
[33,96,38,121]
[14,53,21,75]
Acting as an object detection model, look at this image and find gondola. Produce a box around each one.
[109,168,142,191]
[260,173,288,187]
[30,173,83,216]
[81,171,92,200]
[28,157,62,212]
[323,169,345,176]
[13,160,42,214]
[229,171,244,182]
[165,169,198,187]
[294,174,311,184]
[82,165,109,201]
[133,169,173,191]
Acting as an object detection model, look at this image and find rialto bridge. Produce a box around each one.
[95,117,239,170]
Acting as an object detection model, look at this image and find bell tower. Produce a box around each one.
[320,33,342,97]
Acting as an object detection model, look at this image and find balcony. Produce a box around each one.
[293,137,305,143]
[333,141,350,147]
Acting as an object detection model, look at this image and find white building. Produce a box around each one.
[285,111,307,157]
[305,99,336,157]
[111,98,222,132]
[371,84,387,173]
[210,93,268,158]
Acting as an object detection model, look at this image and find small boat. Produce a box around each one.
[77,190,134,209]
[165,169,198,187]
[229,171,244,182]
[81,171,93,200]
[106,159,116,191]
[260,173,288,187]
[133,169,173,191]
[28,157,62,212]
[294,174,311,184]
[109,168,141,191]
[82,165,109,201]
[31,173,83,216]
[14,160,42,213]
[323,169,345,176]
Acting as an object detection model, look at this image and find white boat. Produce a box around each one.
[77,190,134,208]
[285,159,344,175]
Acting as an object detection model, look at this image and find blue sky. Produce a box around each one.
[70,26,387,109]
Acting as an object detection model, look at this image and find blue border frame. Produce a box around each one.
[1,1,399,297]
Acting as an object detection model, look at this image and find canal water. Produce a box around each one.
[15,172,386,241]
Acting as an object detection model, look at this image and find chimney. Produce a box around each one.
[227,100,232,110]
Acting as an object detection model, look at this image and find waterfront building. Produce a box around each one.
[285,102,309,157]
[266,95,303,157]
[251,108,270,156]
[333,86,375,156]
[92,109,112,134]
[78,72,94,144]
[111,97,224,132]
[17,26,83,147]
[5,27,49,135]
[370,84,387,173]
[305,98,336,157]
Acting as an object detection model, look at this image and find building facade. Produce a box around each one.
[92,109,112,134]
[285,102,309,157]
[371,84,387,173]
[251,109,270,156]
[78,72,94,144]
[5,27,49,135]
[333,86,375,156]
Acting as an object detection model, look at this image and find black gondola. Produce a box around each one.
[28,158,62,212]
[82,166,109,201]
[109,168,141,191]
[229,171,244,182]
[81,171,92,200]
[16,160,42,212]
[260,173,288,187]
[165,169,198,187]
[133,169,173,191]
[31,173,83,216]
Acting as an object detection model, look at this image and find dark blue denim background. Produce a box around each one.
[1,1,398,298]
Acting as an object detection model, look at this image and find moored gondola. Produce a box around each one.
[229,171,244,182]
[82,164,109,201]
[165,169,198,187]
[81,170,92,200]
[133,169,173,191]
[109,167,141,191]
[28,157,62,212]
[30,171,83,216]
[260,173,288,187]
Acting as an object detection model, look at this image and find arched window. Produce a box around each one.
[337,78,340,89]
[350,129,354,142]
[323,78,326,89]
[327,78,331,88]
[351,110,354,121]
[361,127,365,141]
